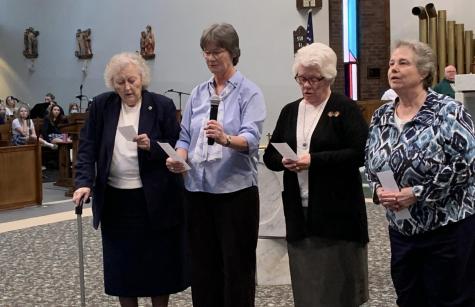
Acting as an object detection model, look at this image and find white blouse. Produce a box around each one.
[296,98,328,207]
[107,100,143,189]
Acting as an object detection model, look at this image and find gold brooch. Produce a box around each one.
[328,111,340,117]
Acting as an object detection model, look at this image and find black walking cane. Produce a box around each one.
[75,198,86,307]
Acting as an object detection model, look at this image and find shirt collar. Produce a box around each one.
[377,89,438,127]
[207,70,242,98]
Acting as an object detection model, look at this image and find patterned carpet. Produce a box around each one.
[0,202,396,306]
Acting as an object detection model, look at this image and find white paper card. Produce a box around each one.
[157,142,191,171]
[118,125,137,141]
[376,170,399,192]
[376,170,412,220]
[271,143,298,161]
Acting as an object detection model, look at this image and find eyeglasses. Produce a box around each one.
[202,49,226,59]
[294,75,325,85]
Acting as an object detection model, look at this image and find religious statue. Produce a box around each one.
[75,28,93,59]
[140,31,147,55]
[140,25,156,59]
[23,27,40,58]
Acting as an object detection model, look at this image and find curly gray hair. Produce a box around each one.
[292,42,337,82]
[104,52,151,89]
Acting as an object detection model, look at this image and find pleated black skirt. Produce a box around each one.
[100,185,189,297]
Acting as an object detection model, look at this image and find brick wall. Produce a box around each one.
[329,0,390,100]
[328,0,345,94]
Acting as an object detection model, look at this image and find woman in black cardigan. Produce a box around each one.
[263,42,369,307]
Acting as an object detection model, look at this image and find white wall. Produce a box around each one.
[0,0,329,138]
[390,0,475,46]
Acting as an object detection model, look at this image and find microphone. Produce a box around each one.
[208,94,221,145]
[77,84,84,99]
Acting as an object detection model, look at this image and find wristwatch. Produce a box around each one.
[224,135,232,147]
[412,185,423,199]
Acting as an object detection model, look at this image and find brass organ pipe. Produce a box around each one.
[426,3,438,69]
[465,31,473,74]
[473,39,475,73]
[412,6,429,43]
[455,23,465,74]
[437,10,447,82]
[447,21,456,66]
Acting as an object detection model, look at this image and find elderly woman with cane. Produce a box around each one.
[72,52,189,307]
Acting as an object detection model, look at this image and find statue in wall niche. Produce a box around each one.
[75,28,93,59]
[140,31,146,55]
[23,27,40,58]
[140,25,155,60]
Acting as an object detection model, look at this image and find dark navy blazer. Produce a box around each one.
[75,90,184,229]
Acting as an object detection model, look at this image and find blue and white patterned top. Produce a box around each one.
[365,89,475,236]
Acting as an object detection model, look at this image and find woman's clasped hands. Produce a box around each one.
[376,187,417,211]
[282,153,311,173]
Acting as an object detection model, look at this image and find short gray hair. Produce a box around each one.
[393,40,435,89]
[104,52,151,89]
[292,43,337,82]
[200,23,241,66]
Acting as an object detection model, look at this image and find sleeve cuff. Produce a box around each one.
[372,183,382,205]
[175,140,190,151]
[239,132,258,155]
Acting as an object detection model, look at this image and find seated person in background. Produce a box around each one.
[30,93,65,119]
[68,102,80,114]
[12,105,57,149]
[433,64,456,98]
[5,96,18,116]
[42,104,69,143]
[381,88,398,102]
[0,103,6,125]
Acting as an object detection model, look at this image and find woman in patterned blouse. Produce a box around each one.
[365,40,475,307]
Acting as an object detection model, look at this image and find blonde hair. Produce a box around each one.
[15,105,30,123]
[104,52,151,89]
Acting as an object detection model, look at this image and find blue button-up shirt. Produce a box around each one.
[365,89,475,235]
[176,71,266,193]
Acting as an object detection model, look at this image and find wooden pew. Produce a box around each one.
[356,99,386,125]
[0,143,43,210]
[0,124,11,146]
[59,113,87,196]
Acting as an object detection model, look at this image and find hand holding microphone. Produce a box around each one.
[206,95,221,145]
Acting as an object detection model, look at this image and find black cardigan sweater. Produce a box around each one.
[263,92,369,243]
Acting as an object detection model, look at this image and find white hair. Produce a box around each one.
[292,42,337,82]
[103,52,151,89]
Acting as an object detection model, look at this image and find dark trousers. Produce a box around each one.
[185,186,259,307]
[389,215,475,307]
